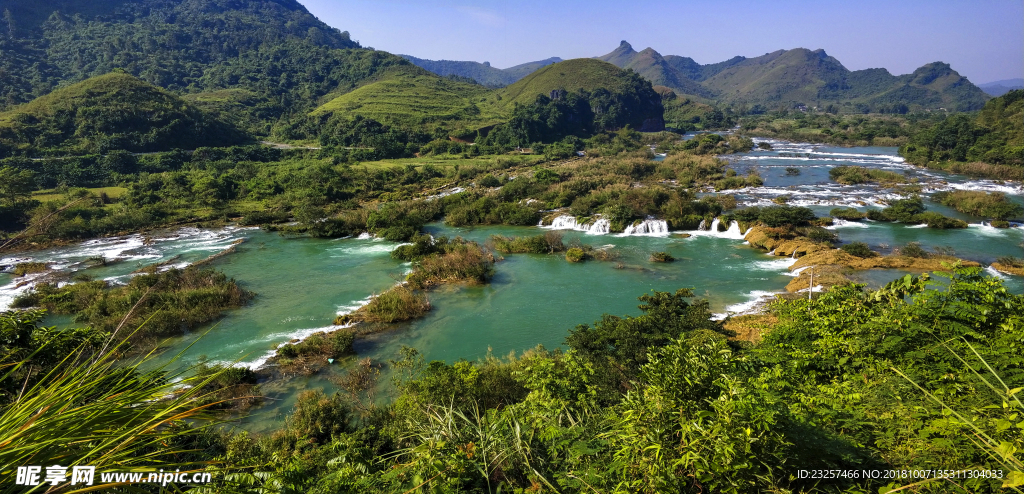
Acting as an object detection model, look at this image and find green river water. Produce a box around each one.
[2,140,1022,429]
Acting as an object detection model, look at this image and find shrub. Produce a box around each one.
[565,248,585,262]
[650,252,675,262]
[829,208,866,221]
[881,196,925,222]
[804,227,838,244]
[991,220,1011,228]
[757,206,817,227]
[276,330,355,361]
[406,242,495,288]
[283,390,351,444]
[491,232,565,254]
[12,262,48,277]
[478,174,502,187]
[840,242,877,258]
[895,242,929,258]
[932,190,1024,220]
[910,212,967,229]
[829,166,907,185]
[784,167,799,175]
[351,285,430,323]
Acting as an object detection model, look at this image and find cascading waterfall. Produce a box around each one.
[587,219,611,234]
[697,219,707,231]
[622,219,669,235]
[688,220,748,240]
[544,215,610,235]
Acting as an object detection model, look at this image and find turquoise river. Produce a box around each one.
[1,139,1022,429]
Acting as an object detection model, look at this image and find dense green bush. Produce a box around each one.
[829,207,866,221]
[840,242,877,258]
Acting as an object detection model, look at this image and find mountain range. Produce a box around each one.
[978,78,1024,97]
[0,0,997,156]
[408,40,991,112]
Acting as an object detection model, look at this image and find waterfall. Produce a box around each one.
[587,219,611,234]
[723,221,742,237]
[548,215,580,230]
[689,220,747,239]
[697,219,707,231]
[622,219,670,236]
[544,215,609,235]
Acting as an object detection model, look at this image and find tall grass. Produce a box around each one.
[0,323,234,491]
[352,285,430,324]
[406,242,495,288]
[892,339,1023,491]
[490,232,565,254]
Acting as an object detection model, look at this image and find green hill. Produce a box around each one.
[311,67,502,130]
[702,48,848,103]
[497,58,647,107]
[0,72,248,156]
[0,0,410,134]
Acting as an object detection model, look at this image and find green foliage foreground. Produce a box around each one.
[174,267,1023,493]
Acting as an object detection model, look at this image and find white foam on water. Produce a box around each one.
[687,220,748,240]
[786,266,810,277]
[331,240,407,255]
[619,219,669,236]
[750,257,799,271]
[968,223,1007,237]
[231,323,357,370]
[356,232,373,240]
[828,219,871,229]
[905,224,929,229]
[985,266,1009,279]
[937,181,1024,195]
[712,290,778,320]
[336,295,376,316]
[542,215,610,235]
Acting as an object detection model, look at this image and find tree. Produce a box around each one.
[0,166,35,205]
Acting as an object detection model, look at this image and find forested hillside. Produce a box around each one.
[0,0,406,127]
[0,72,248,156]
[901,89,1024,170]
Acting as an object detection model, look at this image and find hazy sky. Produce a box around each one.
[300,0,1023,84]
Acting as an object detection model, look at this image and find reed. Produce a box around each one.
[352,285,431,324]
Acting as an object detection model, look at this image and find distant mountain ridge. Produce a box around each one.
[979,78,1024,97]
[400,55,562,87]
[594,41,989,111]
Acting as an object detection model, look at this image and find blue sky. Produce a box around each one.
[300,0,1022,84]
